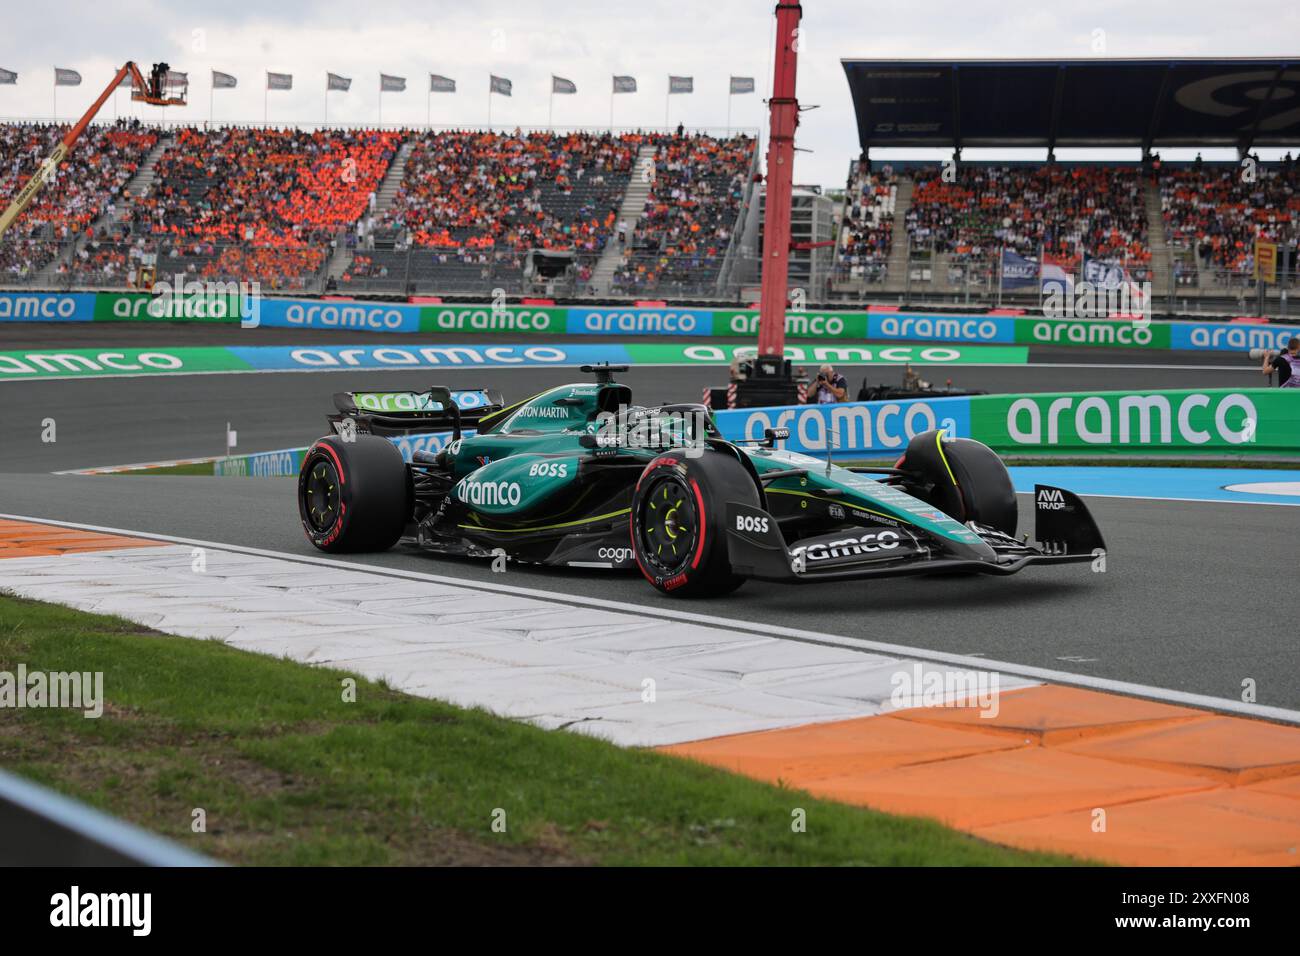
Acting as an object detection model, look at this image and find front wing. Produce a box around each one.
[725,484,1106,583]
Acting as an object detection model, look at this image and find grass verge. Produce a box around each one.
[0,592,1080,866]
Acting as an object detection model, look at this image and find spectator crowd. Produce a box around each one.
[1160,161,1299,277]
[0,120,157,280]
[835,160,897,284]
[902,164,1150,269]
[611,132,754,295]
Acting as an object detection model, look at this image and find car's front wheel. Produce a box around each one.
[630,450,760,597]
[298,434,411,553]
[897,429,1017,536]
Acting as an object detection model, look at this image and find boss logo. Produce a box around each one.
[528,461,569,478]
[735,514,770,534]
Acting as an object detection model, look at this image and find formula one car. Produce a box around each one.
[297,364,1106,597]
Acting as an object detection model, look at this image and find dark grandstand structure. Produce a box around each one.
[834,58,1300,315]
[1,58,1296,315]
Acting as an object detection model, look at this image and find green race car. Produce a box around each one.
[298,364,1106,597]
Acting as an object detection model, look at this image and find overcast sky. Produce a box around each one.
[1,0,1296,186]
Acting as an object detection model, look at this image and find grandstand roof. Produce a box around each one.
[840,58,1300,151]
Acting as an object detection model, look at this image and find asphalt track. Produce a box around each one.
[0,323,1293,712]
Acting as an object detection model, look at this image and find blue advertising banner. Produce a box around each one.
[713,395,973,456]
[256,298,422,333]
[867,313,1015,344]
[226,343,633,371]
[1169,322,1300,352]
[0,292,97,322]
[564,306,714,336]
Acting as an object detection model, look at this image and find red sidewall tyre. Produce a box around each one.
[630,450,760,598]
[298,434,410,553]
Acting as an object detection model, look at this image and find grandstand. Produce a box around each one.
[2,58,1297,314]
[1,120,158,283]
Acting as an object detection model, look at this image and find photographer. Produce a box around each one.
[1261,337,1300,388]
[812,363,848,404]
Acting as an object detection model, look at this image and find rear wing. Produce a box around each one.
[328,387,506,439]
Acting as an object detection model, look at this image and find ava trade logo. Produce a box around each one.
[1036,487,1067,510]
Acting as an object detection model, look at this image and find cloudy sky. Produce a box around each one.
[1,0,1295,185]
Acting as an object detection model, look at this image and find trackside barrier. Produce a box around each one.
[972,388,1300,457]
[719,389,1300,457]
[5,292,1300,352]
[0,768,216,866]
[119,388,1300,476]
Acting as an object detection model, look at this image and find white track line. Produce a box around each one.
[5,511,1299,727]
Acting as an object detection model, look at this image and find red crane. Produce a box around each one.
[735,0,803,407]
[0,62,185,240]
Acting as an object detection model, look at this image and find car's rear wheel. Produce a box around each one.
[298,435,411,553]
[631,450,760,597]
[897,429,1017,536]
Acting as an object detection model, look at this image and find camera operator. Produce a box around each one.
[812,363,848,404]
[1261,337,1300,388]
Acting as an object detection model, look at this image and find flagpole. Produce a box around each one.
[324,74,329,127]
[263,78,267,125]
[209,83,214,127]
[726,92,732,134]
[548,89,554,130]
[609,89,614,132]
[487,84,492,131]
[426,88,431,129]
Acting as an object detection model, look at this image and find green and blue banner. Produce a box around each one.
[5,291,1300,353]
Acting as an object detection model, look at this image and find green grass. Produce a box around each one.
[0,593,1082,866]
[118,461,217,476]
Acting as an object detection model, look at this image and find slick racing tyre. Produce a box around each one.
[631,450,760,598]
[298,435,411,553]
[897,429,1017,536]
